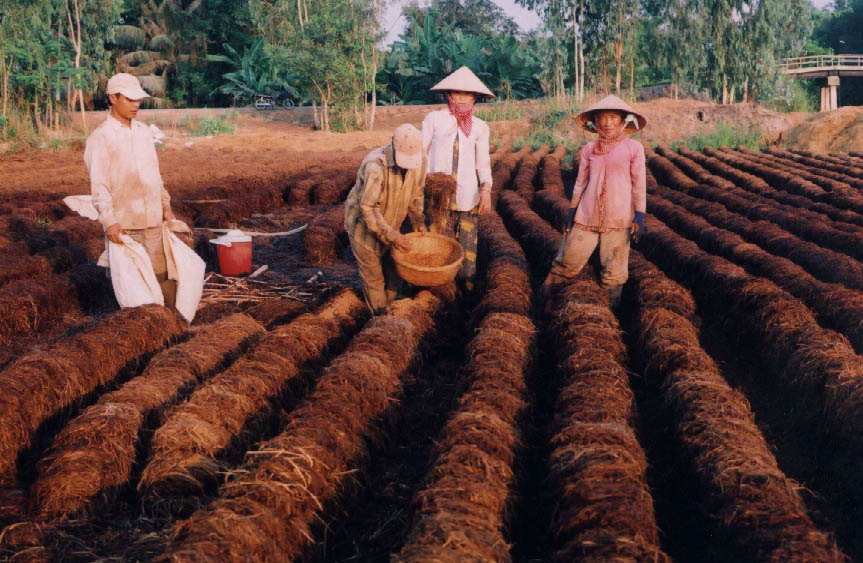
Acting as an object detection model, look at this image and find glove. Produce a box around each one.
[632,211,645,243]
[564,207,576,232]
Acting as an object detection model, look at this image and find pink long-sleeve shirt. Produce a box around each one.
[570,138,646,232]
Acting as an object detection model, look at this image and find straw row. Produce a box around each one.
[159,292,442,562]
[497,190,562,281]
[498,188,666,560]
[673,146,863,228]
[647,191,863,351]
[31,313,266,520]
[756,146,863,190]
[0,305,186,486]
[656,184,863,292]
[628,252,845,560]
[396,212,534,561]
[654,146,863,234]
[511,145,551,202]
[302,203,347,264]
[638,215,863,515]
[702,146,863,214]
[138,289,367,506]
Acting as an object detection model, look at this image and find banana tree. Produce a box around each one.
[206,38,299,104]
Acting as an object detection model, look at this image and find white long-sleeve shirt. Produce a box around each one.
[84,114,170,230]
[421,109,493,211]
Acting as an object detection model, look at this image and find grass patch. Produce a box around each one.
[671,121,764,151]
[475,99,527,122]
[188,113,237,136]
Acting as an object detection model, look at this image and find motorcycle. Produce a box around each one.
[253,93,294,110]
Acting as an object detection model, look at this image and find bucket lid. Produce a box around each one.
[209,229,252,245]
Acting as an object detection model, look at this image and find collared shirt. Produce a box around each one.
[84,113,170,230]
[571,138,647,232]
[421,109,492,211]
[344,145,426,254]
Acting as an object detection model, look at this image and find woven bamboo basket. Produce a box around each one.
[391,232,464,287]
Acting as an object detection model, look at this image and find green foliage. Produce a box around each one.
[188,113,237,136]
[671,122,764,152]
[765,77,818,113]
[206,38,298,104]
[474,100,527,121]
[250,0,379,130]
[381,7,542,104]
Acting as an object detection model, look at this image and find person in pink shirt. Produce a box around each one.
[541,94,647,307]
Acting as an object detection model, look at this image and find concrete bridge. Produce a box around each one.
[780,55,863,111]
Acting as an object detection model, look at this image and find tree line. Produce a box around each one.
[0,0,860,138]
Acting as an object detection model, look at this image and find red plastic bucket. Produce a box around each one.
[209,230,253,275]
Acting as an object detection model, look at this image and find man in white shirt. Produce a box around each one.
[421,66,494,295]
[84,73,178,309]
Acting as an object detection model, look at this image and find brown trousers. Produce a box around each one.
[124,226,177,309]
[349,237,399,313]
[546,228,631,289]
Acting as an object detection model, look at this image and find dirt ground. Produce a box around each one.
[0,98,815,197]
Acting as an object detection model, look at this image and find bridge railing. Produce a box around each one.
[781,54,863,71]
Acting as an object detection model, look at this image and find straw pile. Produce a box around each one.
[31,314,265,520]
[423,173,457,230]
[138,290,367,504]
[395,213,534,561]
[628,251,844,560]
[0,305,185,485]
[303,204,347,264]
[159,292,442,561]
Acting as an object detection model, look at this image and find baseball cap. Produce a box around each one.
[392,124,422,170]
[106,73,150,100]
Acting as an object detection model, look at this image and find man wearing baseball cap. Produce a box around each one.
[344,123,428,314]
[84,72,180,310]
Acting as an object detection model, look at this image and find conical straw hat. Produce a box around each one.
[430,66,495,98]
[575,94,647,133]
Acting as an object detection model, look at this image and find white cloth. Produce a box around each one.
[163,224,205,323]
[421,109,492,211]
[84,113,171,229]
[106,234,165,308]
[63,195,99,221]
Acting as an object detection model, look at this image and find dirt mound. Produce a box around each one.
[783,106,863,153]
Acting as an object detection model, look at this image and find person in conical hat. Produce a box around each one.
[421,66,494,297]
[541,94,648,307]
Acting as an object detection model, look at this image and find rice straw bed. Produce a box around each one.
[0,305,186,486]
[31,313,265,520]
[628,251,844,560]
[138,290,367,505]
[396,212,534,561]
[159,292,442,561]
[498,188,667,560]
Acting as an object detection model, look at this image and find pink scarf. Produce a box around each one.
[447,97,474,137]
[593,127,628,155]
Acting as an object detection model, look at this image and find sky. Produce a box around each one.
[382,0,833,46]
